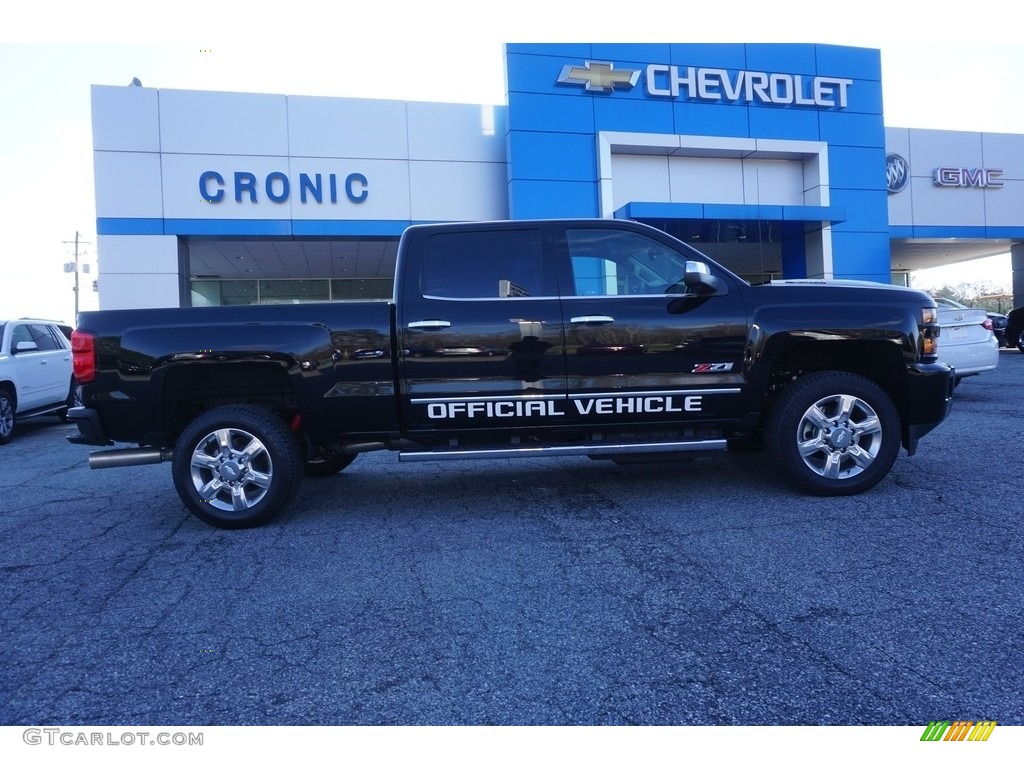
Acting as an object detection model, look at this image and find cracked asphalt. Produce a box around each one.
[2,352,1022,725]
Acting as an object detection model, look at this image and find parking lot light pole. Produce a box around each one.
[63,231,90,323]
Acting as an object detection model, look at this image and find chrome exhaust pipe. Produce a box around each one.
[88,447,173,469]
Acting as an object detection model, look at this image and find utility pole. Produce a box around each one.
[62,232,91,322]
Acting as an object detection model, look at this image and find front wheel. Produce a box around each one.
[172,405,303,528]
[766,372,900,496]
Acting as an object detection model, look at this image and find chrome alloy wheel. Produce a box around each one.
[795,393,883,480]
[188,427,274,512]
[0,392,14,441]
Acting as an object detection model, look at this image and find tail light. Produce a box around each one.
[71,330,97,384]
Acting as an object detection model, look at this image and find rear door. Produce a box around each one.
[397,224,567,435]
[556,224,749,427]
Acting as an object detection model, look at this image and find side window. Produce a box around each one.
[11,324,35,352]
[421,229,546,299]
[29,324,61,351]
[567,229,705,297]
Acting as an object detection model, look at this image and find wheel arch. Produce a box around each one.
[763,340,908,430]
[159,362,298,445]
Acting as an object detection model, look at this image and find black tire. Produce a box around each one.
[1016,327,1024,354]
[303,448,358,477]
[0,387,15,445]
[57,378,81,423]
[171,405,303,529]
[766,372,900,496]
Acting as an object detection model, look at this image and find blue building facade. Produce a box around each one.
[505,43,888,281]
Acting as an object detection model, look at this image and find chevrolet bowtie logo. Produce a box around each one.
[556,61,640,93]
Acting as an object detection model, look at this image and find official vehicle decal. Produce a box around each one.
[412,389,741,421]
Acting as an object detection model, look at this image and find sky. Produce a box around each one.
[2,1,1022,324]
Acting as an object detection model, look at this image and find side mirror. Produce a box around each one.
[14,341,39,353]
[683,261,720,294]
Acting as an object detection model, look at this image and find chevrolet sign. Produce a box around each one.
[557,60,852,108]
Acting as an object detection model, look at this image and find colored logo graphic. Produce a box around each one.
[557,61,640,93]
[920,720,997,741]
[886,153,910,194]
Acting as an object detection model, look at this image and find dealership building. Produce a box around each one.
[90,42,1024,309]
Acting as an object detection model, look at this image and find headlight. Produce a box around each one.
[920,307,939,359]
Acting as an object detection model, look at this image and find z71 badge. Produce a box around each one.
[692,363,734,373]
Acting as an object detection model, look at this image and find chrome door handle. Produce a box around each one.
[407,320,452,330]
[570,315,615,325]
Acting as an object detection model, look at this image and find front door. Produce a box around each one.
[556,225,748,427]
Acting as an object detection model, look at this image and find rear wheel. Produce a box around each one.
[171,405,302,528]
[0,388,15,445]
[766,372,900,496]
[1016,327,1024,353]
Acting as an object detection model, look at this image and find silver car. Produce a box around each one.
[932,297,1000,383]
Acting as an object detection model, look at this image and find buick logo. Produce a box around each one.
[886,153,910,194]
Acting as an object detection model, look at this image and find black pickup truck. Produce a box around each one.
[68,219,953,528]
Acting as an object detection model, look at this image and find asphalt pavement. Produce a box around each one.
[2,351,1022,725]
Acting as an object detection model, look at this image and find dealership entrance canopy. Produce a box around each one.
[90,42,1024,309]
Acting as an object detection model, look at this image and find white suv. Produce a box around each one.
[0,318,76,444]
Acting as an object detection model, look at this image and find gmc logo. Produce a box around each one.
[933,167,1004,188]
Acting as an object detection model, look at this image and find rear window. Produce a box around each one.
[421,229,548,299]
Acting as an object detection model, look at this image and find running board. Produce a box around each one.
[398,439,727,462]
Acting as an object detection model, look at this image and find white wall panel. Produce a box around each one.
[97,234,179,274]
[983,180,1024,226]
[885,128,911,159]
[668,156,745,204]
[408,103,506,162]
[97,235,180,310]
[905,129,984,174]
[93,152,164,218]
[91,86,160,152]
[609,155,671,208]
[98,273,181,310]
[887,181,914,225]
[289,158,412,220]
[885,129,914,225]
[907,176,986,226]
[159,90,288,155]
[288,97,409,159]
[408,161,508,221]
[161,154,289,220]
[742,159,805,205]
[981,133,1024,180]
